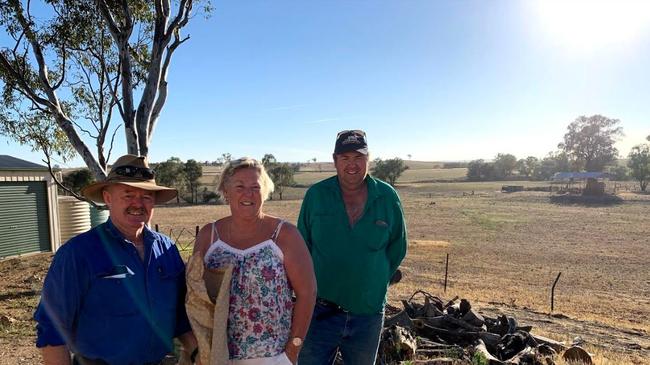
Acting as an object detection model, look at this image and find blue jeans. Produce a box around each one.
[298,301,384,365]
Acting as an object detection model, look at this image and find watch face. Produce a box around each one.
[291,337,303,347]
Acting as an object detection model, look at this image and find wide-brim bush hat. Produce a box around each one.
[81,154,177,204]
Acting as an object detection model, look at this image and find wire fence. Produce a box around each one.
[154,224,199,254]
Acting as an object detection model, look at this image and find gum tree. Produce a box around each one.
[558,115,623,172]
[0,0,207,180]
[628,144,650,192]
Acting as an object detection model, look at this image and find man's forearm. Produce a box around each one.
[41,345,71,365]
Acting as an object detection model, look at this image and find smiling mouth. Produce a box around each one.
[126,208,145,216]
[241,201,254,206]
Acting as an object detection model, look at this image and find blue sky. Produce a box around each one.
[2,0,649,166]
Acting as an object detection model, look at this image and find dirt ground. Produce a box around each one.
[1,183,649,364]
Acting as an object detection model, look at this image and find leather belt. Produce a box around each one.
[315,297,348,320]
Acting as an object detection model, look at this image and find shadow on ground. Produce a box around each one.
[549,194,624,207]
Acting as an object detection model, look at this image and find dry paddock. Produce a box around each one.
[1,181,648,364]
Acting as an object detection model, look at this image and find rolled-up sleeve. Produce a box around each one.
[34,244,88,348]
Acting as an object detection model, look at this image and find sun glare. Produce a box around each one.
[533,0,650,51]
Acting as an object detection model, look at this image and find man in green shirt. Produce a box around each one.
[297,130,408,364]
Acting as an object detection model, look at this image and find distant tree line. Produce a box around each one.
[465,115,650,191]
[441,162,469,169]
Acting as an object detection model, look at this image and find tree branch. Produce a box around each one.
[148,34,189,142]
[42,150,100,208]
[96,0,137,154]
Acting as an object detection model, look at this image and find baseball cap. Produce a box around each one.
[334,130,368,155]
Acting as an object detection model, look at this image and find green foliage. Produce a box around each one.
[261,154,276,167]
[559,115,623,172]
[606,164,630,181]
[471,352,489,365]
[371,157,409,186]
[0,0,208,178]
[200,188,219,203]
[154,157,185,201]
[493,153,517,178]
[516,156,539,178]
[222,153,232,164]
[442,161,468,169]
[184,159,203,203]
[466,159,495,181]
[61,168,95,194]
[627,144,650,191]
[0,109,75,162]
[534,151,570,180]
[268,163,296,200]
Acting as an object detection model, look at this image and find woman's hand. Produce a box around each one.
[284,343,299,364]
[277,223,316,365]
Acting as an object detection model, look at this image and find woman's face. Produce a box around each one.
[224,167,264,218]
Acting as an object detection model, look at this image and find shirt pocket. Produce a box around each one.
[361,219,391,251]
[88,273,140,317]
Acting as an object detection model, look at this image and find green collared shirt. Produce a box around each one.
[297,175,408,314]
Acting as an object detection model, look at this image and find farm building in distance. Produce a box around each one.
[551,171,609,195]
[0,155,61,258]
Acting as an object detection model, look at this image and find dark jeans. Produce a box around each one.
[298,300,384,365]
[73,354,162,365]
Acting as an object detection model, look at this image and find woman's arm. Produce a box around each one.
[193,223,215,257]
[277,223,317,364]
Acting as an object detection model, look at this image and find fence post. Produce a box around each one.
[155,224,159,232]
[551,272,562,313]
[444,253,449,293]
[195,225,199,238]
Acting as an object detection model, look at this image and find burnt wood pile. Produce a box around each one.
[377,290,593,365]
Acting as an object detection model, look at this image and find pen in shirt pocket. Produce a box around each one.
[101,265,134,279]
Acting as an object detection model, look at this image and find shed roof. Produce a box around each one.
[0,155,48,170]
[551,172,609,181]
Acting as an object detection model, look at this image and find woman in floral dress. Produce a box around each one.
[193,157,316,364]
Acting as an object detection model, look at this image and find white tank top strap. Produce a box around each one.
[271,219,286,242]
[211,220,220,243]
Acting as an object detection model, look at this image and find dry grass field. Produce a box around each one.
[1,167,648,364]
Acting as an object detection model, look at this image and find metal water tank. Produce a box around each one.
[58,196,91,244]
[90,205,109,227]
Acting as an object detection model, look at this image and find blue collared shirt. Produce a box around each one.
[34,219,191,364]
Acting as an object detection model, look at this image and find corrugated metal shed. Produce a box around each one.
[0,155,60,258]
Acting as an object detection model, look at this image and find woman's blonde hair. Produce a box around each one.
[217,157,274,201]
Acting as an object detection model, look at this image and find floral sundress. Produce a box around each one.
[204,220,294,361]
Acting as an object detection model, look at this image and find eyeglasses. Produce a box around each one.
[112,165,155,179]
[336,129,366,138]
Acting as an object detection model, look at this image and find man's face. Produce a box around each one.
[102,184,155,237]
[334,151,369,189]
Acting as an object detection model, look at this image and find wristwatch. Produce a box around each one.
[290,337,303,347]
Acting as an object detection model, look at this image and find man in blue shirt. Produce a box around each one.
[34,154,200,365]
